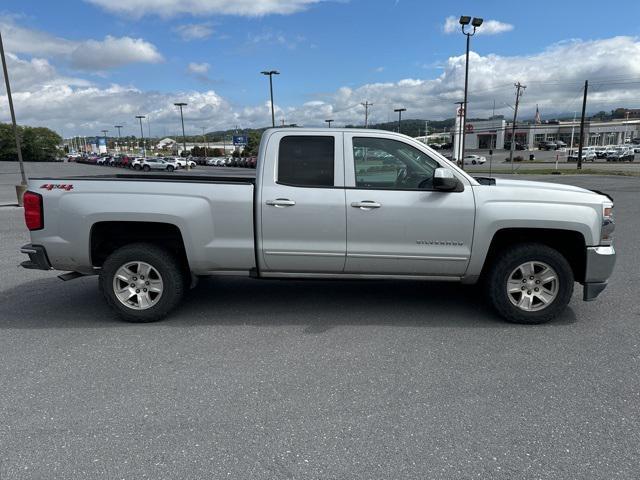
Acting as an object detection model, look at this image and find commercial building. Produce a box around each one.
[459,118,640,150]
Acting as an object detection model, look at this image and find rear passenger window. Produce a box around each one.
[278,136,334,187]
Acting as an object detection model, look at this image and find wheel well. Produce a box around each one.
[481,228,586,282]
[90,221,189,271]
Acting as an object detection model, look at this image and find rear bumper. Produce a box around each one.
[20,244,52,270]
[582,246,616,301]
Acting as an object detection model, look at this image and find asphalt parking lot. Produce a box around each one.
[0,162,639,479]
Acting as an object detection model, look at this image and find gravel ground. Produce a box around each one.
[0,169,638,479]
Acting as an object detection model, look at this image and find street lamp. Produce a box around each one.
[325,119,334,128]
[135,115,146,157]
[261,70,280,128]
[101,129,109,154]
[458,15,483,170]
[174,102,189,170]
[394,108,406,134]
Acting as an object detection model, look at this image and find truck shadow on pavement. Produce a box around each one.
[0,276,578,330]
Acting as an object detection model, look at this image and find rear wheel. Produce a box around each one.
[99,243,185,322]
[167,165,175,172]
[486,243,574,324]
[143,165,150,171]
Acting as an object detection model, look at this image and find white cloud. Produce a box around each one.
[70,36,163,70]
[85,0,324,17]
[443,16,513,35]
[188,62,210,74]
[0,17,163,70]
[479,19,515,35]
[174,23,214,40]
[2,36,640,135]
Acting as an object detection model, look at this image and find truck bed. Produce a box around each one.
[30,169,257,184]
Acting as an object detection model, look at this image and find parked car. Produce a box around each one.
[247,157,257,168]
[206,157,226,166]
[555,140,567,149]
[140,158,176,172]
[567,150,596,162]
[504,141,525,151]
[21,128,616,325]
[606,148,635,162]
[130,157,146,170]
[96,156,110,166]
[461,154,486,165]
[539,141,557,151]
[174,158,197,169]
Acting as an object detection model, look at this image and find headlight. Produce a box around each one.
[601,202,614,245]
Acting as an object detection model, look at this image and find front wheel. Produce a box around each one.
[167,165,175,172]
[99,243,185,322]
[142,165,150,171]
[486,243,574,324]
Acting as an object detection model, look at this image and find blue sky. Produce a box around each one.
[1,0,639,136]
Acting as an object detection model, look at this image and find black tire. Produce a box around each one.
[99,243,185,323]
[143,165,150,172]
[486,243,574,324]
[167,165,175,172]
[472,160,477,165]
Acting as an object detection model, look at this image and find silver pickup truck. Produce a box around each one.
[20,128,616,324]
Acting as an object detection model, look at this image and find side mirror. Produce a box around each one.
[433,168,460,192]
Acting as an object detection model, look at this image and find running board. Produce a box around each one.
[58,271,87,282]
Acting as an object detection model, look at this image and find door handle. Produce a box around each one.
[266,198,296,207]
[351,201,381,210]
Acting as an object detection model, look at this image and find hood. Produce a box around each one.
[492,178,594,195]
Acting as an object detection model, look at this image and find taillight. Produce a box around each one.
[23,191,44,231]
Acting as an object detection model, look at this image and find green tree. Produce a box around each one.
[0,123,62,161]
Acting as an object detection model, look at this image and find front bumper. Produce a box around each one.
[20,244,52,270]
[582,246,616,301]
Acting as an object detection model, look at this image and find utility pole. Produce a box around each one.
[325,119,334,128]
[361,101,373,128]
[136,115,146,157]
[394,108,406,134]
[202,127,209,157]
[0,29,28,203]
[509,82,526,172]
[577,80,588,170]
[424,120,428,143]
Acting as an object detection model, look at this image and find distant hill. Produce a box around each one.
[345,119,456,137]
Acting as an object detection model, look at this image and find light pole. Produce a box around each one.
[101,129,109,154]
[114,125,123,153]
[136,115,146,157]
[458,15,483,170]
[394,108,406,134]
[261,70,280,128]
[174,102,189,169]
[325,119,334,128]
[0,29,28,204]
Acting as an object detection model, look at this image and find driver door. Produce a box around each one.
[344,133,475,276]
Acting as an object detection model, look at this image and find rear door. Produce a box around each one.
[259,131,346,273]
[344,133,475,276]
